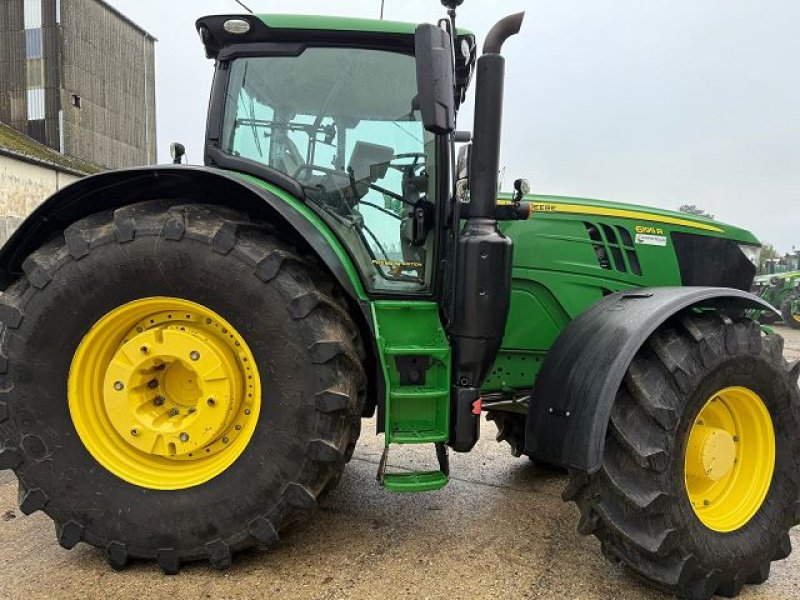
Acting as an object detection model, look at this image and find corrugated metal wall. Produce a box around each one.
[0,0,157,169]
[60,0,156,168]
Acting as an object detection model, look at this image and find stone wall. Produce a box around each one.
[0,153,80,246]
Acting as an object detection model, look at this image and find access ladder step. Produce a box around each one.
[382,471,449,493]
[377,442,450,493]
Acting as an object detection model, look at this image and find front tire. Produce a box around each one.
[0,201,365,572]
[565,313,800,599]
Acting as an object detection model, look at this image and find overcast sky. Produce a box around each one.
[106,0,799,252]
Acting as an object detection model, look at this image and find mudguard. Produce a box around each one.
[0,165,366,302]
[524,286,779,473]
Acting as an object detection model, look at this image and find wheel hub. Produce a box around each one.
[685,424,736,482]
[104,326,241,458]
[69,297,261,490]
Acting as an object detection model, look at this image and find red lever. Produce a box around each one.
[471,398,482,415]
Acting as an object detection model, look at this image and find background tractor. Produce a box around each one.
[752,271,800,329]
[0,4,798,599]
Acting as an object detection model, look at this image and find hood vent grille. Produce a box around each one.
[584,222,643,276]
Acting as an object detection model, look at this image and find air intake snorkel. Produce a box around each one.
[449,12,524,452]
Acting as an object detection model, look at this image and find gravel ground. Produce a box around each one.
[0,325,799,600]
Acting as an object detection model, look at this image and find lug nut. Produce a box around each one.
[190,351,200,361]
[169,407,179,417]
[147,379,159,389]
[153,395,165,407]
[188,407,196,415]
[235,425,241,431]
[114,381,124,391]
[244,409,251,416]
[179,432,189,443]
[207,397,216,407]
[140,346,149,354]
[703,499,711,506]
[130,428,139,436]
[222,437,229,444]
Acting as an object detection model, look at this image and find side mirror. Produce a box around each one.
[513,178,531,201]
[170,142,186,165]
[457,143,472,182]
[415,24,456,135]
[455,143,472,201]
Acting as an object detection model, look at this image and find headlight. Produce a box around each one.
[739,244,761,266]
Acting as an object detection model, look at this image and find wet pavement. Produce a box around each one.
[1,325,799,600]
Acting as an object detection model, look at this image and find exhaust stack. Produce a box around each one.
[449,12,524,452]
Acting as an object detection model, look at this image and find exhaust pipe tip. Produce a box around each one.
[483,12,525,55]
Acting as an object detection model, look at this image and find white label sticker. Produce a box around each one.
[635,233,667,247]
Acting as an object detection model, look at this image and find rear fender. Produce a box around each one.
[524,287,779,473]
[0,165,366,299]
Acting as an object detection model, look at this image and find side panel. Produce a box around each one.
[483,201,757,393]
[524,287,778,473]
[484,211,684,391]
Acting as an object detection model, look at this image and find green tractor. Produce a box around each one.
[0,4,798,599]
[752,271,800,329]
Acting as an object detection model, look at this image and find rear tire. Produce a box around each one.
[780,296,800,330]
[0,201,366,572]
[564,313,800,599]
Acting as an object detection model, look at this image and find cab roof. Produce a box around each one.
[196,13,473,59]
[256,14,422,36]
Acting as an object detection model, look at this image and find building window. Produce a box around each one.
[24,1,45,122]
[26,59,45,87]
[27,88,45,121]
[23,0,43,29]
[25,28,43,58]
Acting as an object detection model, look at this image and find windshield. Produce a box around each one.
[221,48,437,293]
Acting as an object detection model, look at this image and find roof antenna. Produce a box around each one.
[380,0,385,19]
[233,0,254,14]
[441,0,464,33]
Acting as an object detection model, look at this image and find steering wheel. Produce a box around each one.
[387,153,427,174]
[293,164,407,204]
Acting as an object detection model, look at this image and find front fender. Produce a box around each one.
[524,286,779,473]
[0,165,367,302]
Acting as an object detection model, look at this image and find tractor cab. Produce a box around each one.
[197,15,477,294]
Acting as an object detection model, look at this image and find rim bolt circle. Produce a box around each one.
[190,351,200,361]
[179,433,189,443]
[114,381,124,391]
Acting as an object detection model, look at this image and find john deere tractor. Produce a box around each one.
[0,4,798,599]
[752,272,800,329]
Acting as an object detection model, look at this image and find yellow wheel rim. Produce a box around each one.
[68,297,261,490]
[684,386,775,532]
